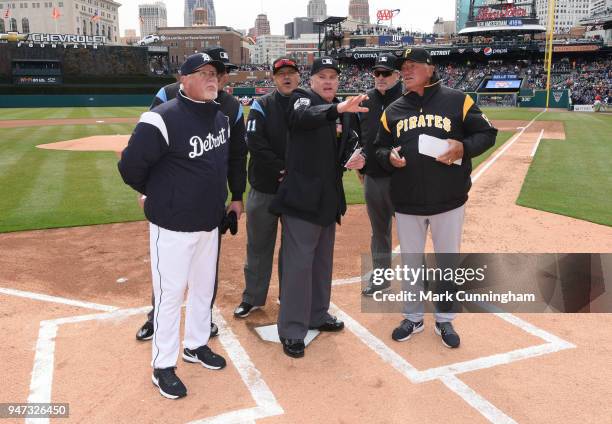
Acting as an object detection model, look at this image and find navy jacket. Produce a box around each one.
[118,90,232,232]
[150,82,247,201]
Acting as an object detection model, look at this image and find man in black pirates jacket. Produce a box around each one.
[270,57,367,358]
[119,53,244,399]
[375,48,498,349]
[135,47,247,342]
[358,53,403,297]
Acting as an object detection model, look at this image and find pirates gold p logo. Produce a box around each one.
[403,49,412,57]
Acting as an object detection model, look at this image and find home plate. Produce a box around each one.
[255,324,320,346]
[96,120,105,123]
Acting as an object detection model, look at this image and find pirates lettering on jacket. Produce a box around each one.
[395,114,452,137]
[189,128,227,158]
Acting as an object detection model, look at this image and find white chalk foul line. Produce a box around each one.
[472,109,546,183]
[188,309,284,424]
[530,128,545,157]
[439,375,518,424]
[0,286,118,312]
[23,304,282,424]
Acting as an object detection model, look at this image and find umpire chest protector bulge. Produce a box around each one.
[270,88,358,226]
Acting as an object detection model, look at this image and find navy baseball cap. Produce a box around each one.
[395,47,433,69]
[179,53,225,76]
[205,47,238,71]
[373,54,397,72]
[311,56,341,76]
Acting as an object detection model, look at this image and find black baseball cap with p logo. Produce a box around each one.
[311,56,341,75]
[395,47,433,69]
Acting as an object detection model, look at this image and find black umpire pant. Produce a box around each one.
[277,214,335,340]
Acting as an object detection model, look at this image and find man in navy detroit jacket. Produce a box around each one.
[118,53,242,400]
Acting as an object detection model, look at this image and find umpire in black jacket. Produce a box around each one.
[234,57,301,318]
[358,54,403,296]
[270,57,368,358]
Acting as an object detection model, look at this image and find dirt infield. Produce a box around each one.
[2,118,612,422]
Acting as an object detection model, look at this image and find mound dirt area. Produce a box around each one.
[2,118,612,422]
[37,135,130,154]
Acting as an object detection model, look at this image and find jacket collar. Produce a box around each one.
[178,89,220,115]
[308,88,339,104]
[378,80,403,101]
[403,74,442,106]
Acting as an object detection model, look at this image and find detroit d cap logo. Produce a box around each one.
[200,53,212,61]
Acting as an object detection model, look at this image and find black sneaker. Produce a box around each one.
[391,319,424,342]
[233,302,260,318]
[136,321,154,341]
[152,367,187,399]
[279,337,305,358]
[435,322,460,348]
[361,280,391,297]
[182,345,227,370]
[210,322,219,338]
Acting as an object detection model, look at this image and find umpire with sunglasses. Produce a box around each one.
[358,54,403,296]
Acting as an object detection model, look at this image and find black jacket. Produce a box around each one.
[375,78,498,215]
[150,82,247,201]
[246,90,291,194]
[119,91,232,232]
[359,81,403,177]
[269,88,359,226]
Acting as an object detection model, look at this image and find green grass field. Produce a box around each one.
[0,107,609,232]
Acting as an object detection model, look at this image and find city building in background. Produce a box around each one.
[253,13,271,37]
[433,17,456,35]
[121,28,140,45]
[193,7,209,26]
[253,34,286,64]
[307,0,327,23]
[535,0,594,33]
[285,17,315,39]
[286,33,318,65]
[157,25,248,69]
[139,2,167,37]
[348,0,370,24]
[0,0,120,43]
[184,0,215,27]
[455,0,485,32]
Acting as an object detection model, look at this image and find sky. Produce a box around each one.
[119,0,456,37]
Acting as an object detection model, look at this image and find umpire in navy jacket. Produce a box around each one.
[270,57,368,358]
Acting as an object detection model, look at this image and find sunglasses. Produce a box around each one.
[373,70,394,78]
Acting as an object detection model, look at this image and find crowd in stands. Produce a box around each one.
[228,57,610,105]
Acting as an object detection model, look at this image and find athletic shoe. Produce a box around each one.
[309,316,344,332]
[233,302,260,318]
[391,319,424,342]
[210,322,219,338]
[136,321,154,341]
[279,337,305,358]
[434,322,460,348]
[152,367,187,399]
[182,345,227,370]
[361,280,391,297]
